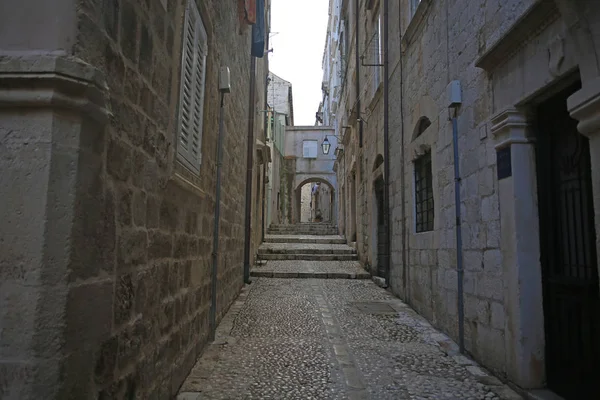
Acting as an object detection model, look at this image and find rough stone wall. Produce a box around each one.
[357,0,385,272]
[331,0,384,272]
[327,0,600,383]
[300,183,312,222]
[386,0,537,378]
[266,148,282,227]
[251,58,269,266]
[61,0,262,397]
[267,72,292,118]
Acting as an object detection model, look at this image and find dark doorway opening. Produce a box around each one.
[374,177,387,278]
[350,173,357,242]
[536,81,600,399]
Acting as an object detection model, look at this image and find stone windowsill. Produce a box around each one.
[171,162,208,198]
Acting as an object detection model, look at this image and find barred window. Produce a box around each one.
[177,0,208,174]
[414,152,434,232]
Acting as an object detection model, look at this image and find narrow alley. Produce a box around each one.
[3,0,600,399]
[177,224,521,400]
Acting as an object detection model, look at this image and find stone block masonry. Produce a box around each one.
[0,0,267,398]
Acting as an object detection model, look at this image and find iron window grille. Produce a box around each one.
[414,151,434,232]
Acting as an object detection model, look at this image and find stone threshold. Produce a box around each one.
[250,271,371,279]
[257,255,359,261]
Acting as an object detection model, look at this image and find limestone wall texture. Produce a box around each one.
[300,184,312,222]
[327,0,385,272]
[386,0,541,376]
[330,0,600,387]
[0,0,268,398]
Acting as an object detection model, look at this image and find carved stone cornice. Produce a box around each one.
[568,76,600,137]
[490,108,533,149]
[475,0,560,73]
[0,55,110,123]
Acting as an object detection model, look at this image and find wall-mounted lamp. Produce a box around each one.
[321,136,331,155]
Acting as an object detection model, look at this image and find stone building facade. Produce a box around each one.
[0,0,269,398]
[283,126,337,224]
[329,0,600,397]
[265,71,294,227]
[324,0,386,275]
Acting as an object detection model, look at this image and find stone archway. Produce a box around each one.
[293,177,336,224]
[280,125,338,225]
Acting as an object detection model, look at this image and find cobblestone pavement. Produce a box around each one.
[178,278,522,400]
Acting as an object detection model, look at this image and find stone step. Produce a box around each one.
[257,253,358,261]
[267,229,339,235]
[269,223,336,228]
[264,236,346,244]
[268,226,337,230]
[250,270,370,279]
[258,247,355,255]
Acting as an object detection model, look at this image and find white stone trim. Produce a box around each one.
[568,76,600,137]
[490,108,533,150]
[492,108,546,389]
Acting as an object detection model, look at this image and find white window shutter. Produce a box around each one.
[177,0,207,174]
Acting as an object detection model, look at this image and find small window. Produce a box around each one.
[413,116,431,140]
[177,0,208,174]
[303,140,318,158]
[414,151,434,232]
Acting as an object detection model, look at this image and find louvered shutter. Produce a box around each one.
[177,0,208,173]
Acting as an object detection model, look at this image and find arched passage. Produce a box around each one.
[293,177,336,224]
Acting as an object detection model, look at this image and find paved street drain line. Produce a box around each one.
[350,301,397,314]
[311,281,370,400]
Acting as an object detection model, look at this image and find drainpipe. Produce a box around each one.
[355,0,363,148]
[261,76,268,243]
[399,13,408,300]
[449,101,465,353]
[210,73,230,338]
[261,20,271,243]
[243,56,257,285]
[383,0,391,286]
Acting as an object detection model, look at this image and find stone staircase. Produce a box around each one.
[267,222,339,236]
[259,224,357,261]
[251,223,367,279]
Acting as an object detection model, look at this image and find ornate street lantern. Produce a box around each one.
[321,136,331,155]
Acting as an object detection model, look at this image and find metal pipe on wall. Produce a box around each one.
[261,21,271,243]
[399,6,408,300]
[261,77,268,243]
[451,112,465,353]
[243,56,257,285]
[355,0,363,148]
[383,0,391,286]
[210,91,226,339]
